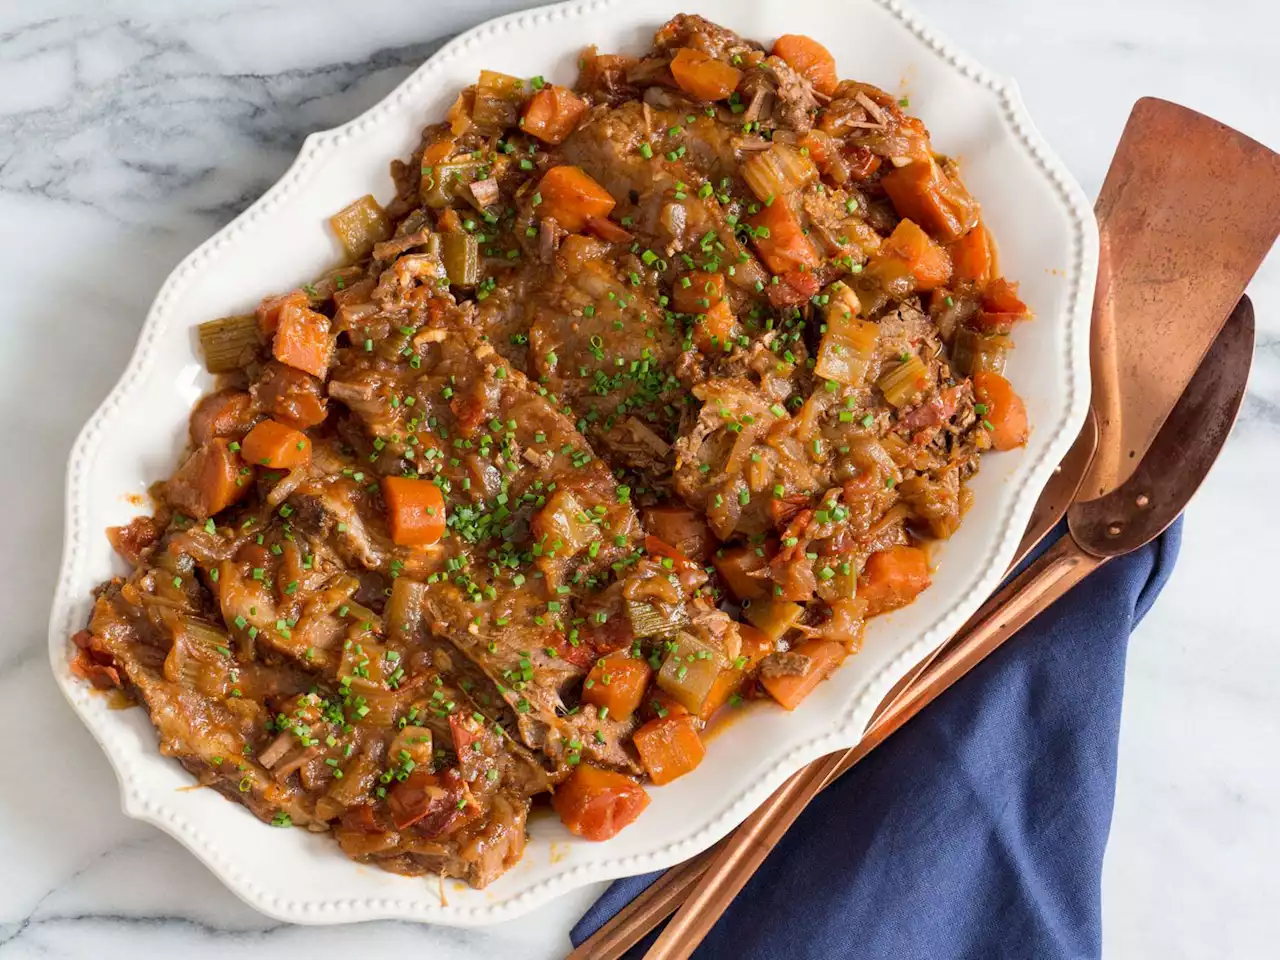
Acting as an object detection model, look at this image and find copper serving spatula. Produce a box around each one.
[882,97,1280,714]
[1082,98,1280,500]
[641,297,1254,960]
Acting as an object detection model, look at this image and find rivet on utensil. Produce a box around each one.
[1134,493,1150,508]
[1106,522,1124,537]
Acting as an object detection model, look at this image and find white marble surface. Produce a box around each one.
[0,0,1275,956]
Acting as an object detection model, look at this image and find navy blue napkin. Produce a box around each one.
[572,519,1182,959]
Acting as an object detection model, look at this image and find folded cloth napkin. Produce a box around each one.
[571,518,1182,959]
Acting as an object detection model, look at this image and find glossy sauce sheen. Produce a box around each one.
[70,15,1031,888]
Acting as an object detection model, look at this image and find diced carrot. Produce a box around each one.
[256,290,309,337]
[535,165,616,233]
[381,476,447,546]
[633,715,706,785]
[272,299,334,378]
[771,35,838,96]
[694,300,737,354]
[669,47,742,101]
[767,268,821,308]
[880,158,978,242]
[240,419,311,469]
[422,137,457,166]
[870,218,952,291]
[166,438,251,519]
[699,672,739,721]
[713,544,769,601]
[584,215,634,244]
[948,223,994,285]
[749,201,820,274]
[672,271,727,315]
[973,370,1029,451]
[737,623,775,665]
[759,639,845,710]
[552,764,650,840]
[643,688,691,722]
[697,623,774,721]
[859,545,931,616]
[581,654,652,722]
[189,389,254,446]
[521,85,589,144]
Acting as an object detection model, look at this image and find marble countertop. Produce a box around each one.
[1,0,1275,956]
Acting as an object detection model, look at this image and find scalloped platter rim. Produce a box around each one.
[48,0,1097,927]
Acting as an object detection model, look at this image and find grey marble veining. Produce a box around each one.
[1,1,1276,957]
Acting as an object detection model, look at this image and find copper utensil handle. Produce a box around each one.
[567,848,718,960]
[642,536,1102,960]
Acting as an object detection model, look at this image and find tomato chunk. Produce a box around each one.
[749,201,820,274]
[552,764,650,840]
[521,85,589,144]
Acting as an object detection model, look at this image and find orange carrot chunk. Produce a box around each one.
[759,639,846,710]
[633,715,706,785]
[859,545,931,617]
[552,764,650,840]
[535,165,616,233]
[240,419,311,469]
[381,476,447,546]
[671,271,727,315]
[749,200,820,274]
[272,298,334,378]
[693,300,737,354]
[713,544,770,601]
[165,438,251,519]
[256,289,309,337]
[973,370,1030,451]
[948,223,994,285]
[669,47,743,101]
[870,218,952,291]
[581,654,653,722]
[771,34,838,96]
[698,623,775,721]
[880,158,979,242]
[521,85,589,144]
